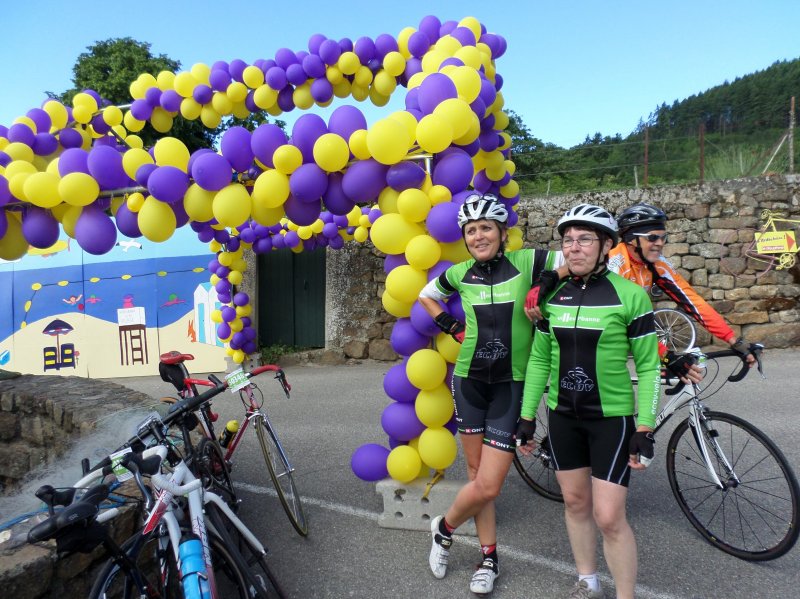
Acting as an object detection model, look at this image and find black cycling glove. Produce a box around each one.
[514,419,537,447]
[662,350,697,378]
[433,312,465,343]
[730,337,749,356]
[629,431,655,466]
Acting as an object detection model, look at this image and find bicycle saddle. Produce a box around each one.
[160,351,194,365]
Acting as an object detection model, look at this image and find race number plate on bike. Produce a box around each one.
[225,368,250,393]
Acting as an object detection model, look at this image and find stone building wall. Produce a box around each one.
[327,175,800,358]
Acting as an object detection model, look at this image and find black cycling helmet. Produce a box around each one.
[557,203,619,247]
[617,203,667,241]
[457,192,509,229]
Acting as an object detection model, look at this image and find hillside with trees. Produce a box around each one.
[510,58,800,194]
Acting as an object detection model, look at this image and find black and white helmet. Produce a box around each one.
[457,193,508,229]
[557,204,619,246]
[617,203,667,240]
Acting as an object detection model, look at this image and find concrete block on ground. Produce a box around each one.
[375,477,477,536]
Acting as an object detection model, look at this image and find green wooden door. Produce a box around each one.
[257,248,326,348]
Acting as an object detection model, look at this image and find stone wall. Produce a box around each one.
[327,175,800,358]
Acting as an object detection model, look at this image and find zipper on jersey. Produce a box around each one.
[571,279,588,419]
[487,262,495,384]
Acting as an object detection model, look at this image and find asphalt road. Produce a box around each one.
[104,348,800,599]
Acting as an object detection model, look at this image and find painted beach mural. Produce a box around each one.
[0,226,226,377]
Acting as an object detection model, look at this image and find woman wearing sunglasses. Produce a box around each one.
[608,203,754,363]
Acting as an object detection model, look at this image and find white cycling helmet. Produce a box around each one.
[557,203,619,246]
[457,193,509,229]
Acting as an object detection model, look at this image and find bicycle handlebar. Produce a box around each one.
[665,342,764,395]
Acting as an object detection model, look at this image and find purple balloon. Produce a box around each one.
[318,39,342,65]
[301,54,326,79]
[440,20,458,36]
[171,200,190,228]
[209,68,232,92]
[409,301,441,337]
[386,161,426,192]
[217,322,231,339]
[26,108,51,133]
[426,202,462,243]
[147,166,189,203]
[8,123,36,147]
[130,98,153,121]
[115,203,142,238]
[88,146,127,189]
[284,195,322,226]
[342,159,388,203]
[58,148,90,175]
[75,205,117,255]
[220,127,254,173]
[473,169,491,193]
[160,89,183,112]
[228,58,247,82]
[338,37,353,52]
[284,229,300,247]
[390,318,431,356]
[407,31,431,58]
[58,128,83,149]
[432,151,473,194]
[450,26,477,46]
[383,253,408,273]
[144,86,162,107]
[193,84,213,105]
[233,292,250,306]
[447,293,465,322]
[291,114,328,163]
[351,444,390,482]
[290,163,328,202]
[310,78,333,103]
[0,211,7,237]
[191,152,232,191]
[418,15,442,43]
[22,207,59,248]
[0,175,10,207]
[417,73,458,115]
[381,402,425,442]
[277,86,296,112]
[374,33,398,58]
[383,362,419,403]
[32,133,58,156]
[353,36,376,63]
[286,63,307,86]
[135,163,158,187]
[403,58,423,81]
[251,123,288,168]
[427,259,453,281]
[308,33,327,54]
[275,48,299,70]
[265,66,288,90]
[327,105,367,142]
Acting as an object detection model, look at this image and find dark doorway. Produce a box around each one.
[256,248,326,348]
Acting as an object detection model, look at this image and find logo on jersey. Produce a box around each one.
[560,366,595,392]
[475,339,509,360]
[557,312,573,324]
[607,253,625,273]
[470,274,485,282]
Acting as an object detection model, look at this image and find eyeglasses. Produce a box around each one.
[632,233,668,243]
[561,237,599,248]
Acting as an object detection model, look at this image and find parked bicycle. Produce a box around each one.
[158,352,308,536]
[514,344,800,561]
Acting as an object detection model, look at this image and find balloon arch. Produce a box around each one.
[0,15,522,483]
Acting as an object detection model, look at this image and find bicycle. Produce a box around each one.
[653,307,697,353]
[719,208,800,282]
[159,352,308,536]
[513,345,800,561]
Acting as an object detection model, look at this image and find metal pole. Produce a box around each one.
[789,96,795,174]
[699,123,705,186]
[643,126,649,187]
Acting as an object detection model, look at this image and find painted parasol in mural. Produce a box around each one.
[42,318,73,368]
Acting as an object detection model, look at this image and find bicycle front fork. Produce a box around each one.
[687,403,740,490]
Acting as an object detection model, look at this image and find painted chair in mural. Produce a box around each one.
[43,347,59,371]
[60,343,76,369]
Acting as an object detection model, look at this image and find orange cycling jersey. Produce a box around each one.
[608,244,736,345]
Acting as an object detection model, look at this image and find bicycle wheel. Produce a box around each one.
[654,308,696,353]
[195,437,238,508]
[666,410,800,560]
[513,403,563,502]
[254,415,309,536]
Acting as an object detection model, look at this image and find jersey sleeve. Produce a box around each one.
[419,265,460,301]
[654,258,736,344]
[626,288,661,428]
[521,318,552,420]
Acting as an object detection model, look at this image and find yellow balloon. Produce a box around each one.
[174,72,198,98]
[180,98,202,120]
[227,81,248,103]
[367,119,410,166]
[434,332,460,364]
[58,172,99,206]
[72,105,92,125]
[397,27,416,58]
[433,98,472,139]
[453,112,481,146]
[500,179,519,199]
[0,212,28,260]
[454,46,482,70]
[354,65,374,87]
[212,183,252,228]
[201,105,223,129]
[272,145,303,175]
[228,270,243,285]
[123,111,145,133]
[102,105,123,127]
[385,265,427,303]
[420,50,448,74]
[183,183,215,221]
[338,51,360,76]
[43,100,68,129]
[190,63,210,84]
[60,205,82,237]
[377,187,399,214]
[383,51,406,77]
[506,227,523,251]
[72,91,98,112]
[157,70,176,91]
[253,84,278,110]
[126,191,145,213]
[381,290,413,318]
[439,239,472,263]
[353,226,369,242]
[406,348,447,390]
[428,185,452,206]
[326,65,345,85]
[211,92,233,116]
[369,213,424,255]
[397,188,431,223]
[243,65,265,88]
[458,16,482,39]
[387,111,417,147]
[313,133,349,172]
[415,384,454,428]
[154,137,190,171]
[369,87,390,107]
[150,108,173,133]
[415,114,453,154]
[418,427,458,470]
[4,142,35,163]
[348,130,370,160]
[448,66,481,103]
[373,70,397,96]
[122,148,154,180]
[23,172,61,208]
[405,234,441,270]
[138,196,177,242]
[252,169,290,208]
[387,445,422,483]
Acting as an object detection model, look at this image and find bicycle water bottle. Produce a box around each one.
[219,420,239,448]
[179,532,211,599]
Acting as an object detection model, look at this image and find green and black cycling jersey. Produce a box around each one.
[521,268,661,428]
[429,249,560,384]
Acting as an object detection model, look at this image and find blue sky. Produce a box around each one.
[3,0,799,148]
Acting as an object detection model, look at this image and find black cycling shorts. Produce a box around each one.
[548,410,635,487]
[451,375,523,453]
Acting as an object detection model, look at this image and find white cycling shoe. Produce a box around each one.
[429,515,452,579]
[470,558,499,595]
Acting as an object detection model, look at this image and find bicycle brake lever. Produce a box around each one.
[751,343,766,379]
